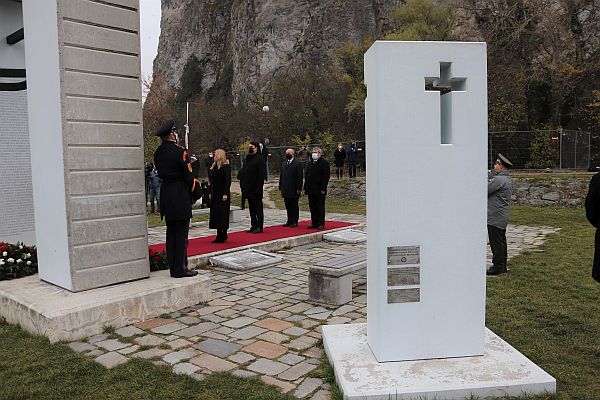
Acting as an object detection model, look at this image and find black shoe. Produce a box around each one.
[307,225,317,229]
[172,270,198,278]
[250,228,263,234]
[289,223,298,227]
[212,237,226,243]
[316,225,324,230]
[246,227,256,233]
[282,222,291,227]
[486,266,507,276]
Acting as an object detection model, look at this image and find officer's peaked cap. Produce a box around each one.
[496,153,513,168]
[155,119,176,137]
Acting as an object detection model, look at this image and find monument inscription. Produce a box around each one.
[387,245,420,265]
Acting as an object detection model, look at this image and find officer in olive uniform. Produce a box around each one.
[153,119,199,278]
[487,153,513,276]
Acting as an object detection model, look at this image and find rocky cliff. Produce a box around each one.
[154,0,403,101]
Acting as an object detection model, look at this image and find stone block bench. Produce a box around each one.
[192,205,243,223]
[309,250,366,305]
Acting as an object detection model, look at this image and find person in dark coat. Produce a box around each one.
[585,172,600,283]
[304,147,330,229]
[204,152,214,178]
[333,143,346,179]
[487,153,513,276]
[245,141,266,233]
[208,149,231,243]
[279,148,303,227]
[347,140,358,178]
[153,119,199,278]
[237,166,247,210]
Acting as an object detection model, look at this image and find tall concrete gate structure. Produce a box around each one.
[1,0,150,292]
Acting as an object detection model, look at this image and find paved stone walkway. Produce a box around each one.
[70,212,559,399]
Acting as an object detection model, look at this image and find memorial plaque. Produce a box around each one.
[323,229,367,244]
[387,267,420,286]
[387,245,420,265]
[209,250,283,272]
[387,288,420,304]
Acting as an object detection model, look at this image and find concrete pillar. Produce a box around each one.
[364,41,488,362]
[22,0,149,291]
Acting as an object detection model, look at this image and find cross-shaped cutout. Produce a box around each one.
[425,62,467,144]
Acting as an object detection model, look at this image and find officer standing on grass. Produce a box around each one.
[487,153,513,276]
[153,119,199,278]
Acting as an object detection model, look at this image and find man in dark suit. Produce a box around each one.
[304,147,330,229]
[279,148,303,227]
[153,119,199,278]
[244,141,266,233]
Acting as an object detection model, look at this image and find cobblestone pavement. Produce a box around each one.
[71,212,559,399]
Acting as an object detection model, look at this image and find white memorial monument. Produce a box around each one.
[322,41,555,399]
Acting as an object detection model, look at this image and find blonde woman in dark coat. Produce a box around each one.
[209,149,231,243]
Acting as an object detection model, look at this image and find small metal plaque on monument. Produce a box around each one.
[209,249,283,272]
[386,245,421,304]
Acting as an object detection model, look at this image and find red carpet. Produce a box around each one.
[149,220,357,256]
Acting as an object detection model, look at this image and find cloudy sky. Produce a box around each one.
[140,0,161,83]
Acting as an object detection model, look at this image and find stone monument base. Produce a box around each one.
[323,323,556,400]
[0,270,211,343]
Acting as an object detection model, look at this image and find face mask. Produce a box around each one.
[248,148,254,154]
[286,154,293,160]
[338,146,342,149]
[311,152,319,160]
[209,153,213,158]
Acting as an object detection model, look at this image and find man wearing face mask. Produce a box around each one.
[153,119,199,278]
[347,140,358,178]
[304,147,330,229]
[244,141,267,233]
[279,149,303,227]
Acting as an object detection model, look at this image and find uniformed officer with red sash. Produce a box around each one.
[153,119,201,278]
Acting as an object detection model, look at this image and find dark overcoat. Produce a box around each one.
[209,164,231,230]
[279,158,303,199]
[154,141,197,222]
[244,153,266,199]
[304,158,330,196]
[333,148,346,167]
[585,173,600,283]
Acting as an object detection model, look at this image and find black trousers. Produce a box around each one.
[348,161,357,178]
[240,191,246,209]
[284,197,300,224]
[487,224,507,270]
[166,219,190,277]
[308,194,326,227]
[248,197,264,229]
[336,166,344,179]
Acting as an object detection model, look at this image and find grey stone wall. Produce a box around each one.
[327,175,593,207]
[0,90,35,243]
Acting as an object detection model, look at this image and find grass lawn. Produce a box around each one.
[0,322,291,400]
[1,204,599,399]
[268,187,366,216]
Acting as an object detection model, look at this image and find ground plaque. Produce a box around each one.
[322,229,367,244]
[209,250,283,272]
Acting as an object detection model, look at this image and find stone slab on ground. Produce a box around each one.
[209,249,284,272]
[323,323,556,400]
[0,270,211,342]
[322,229,367,244]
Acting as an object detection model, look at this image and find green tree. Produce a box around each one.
[527,129,559,169]
[384,0,456,41]
[175,55,203,106]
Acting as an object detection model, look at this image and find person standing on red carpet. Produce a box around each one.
[153,119,199,278]
[305,147,330,229]
[279,148,303,227]
[245,141,267,233]
[209,149,231,243]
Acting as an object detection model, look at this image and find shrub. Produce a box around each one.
[0,242,38,280]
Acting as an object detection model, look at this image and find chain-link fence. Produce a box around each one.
[489,130,592,170]
[191,131,595,181]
